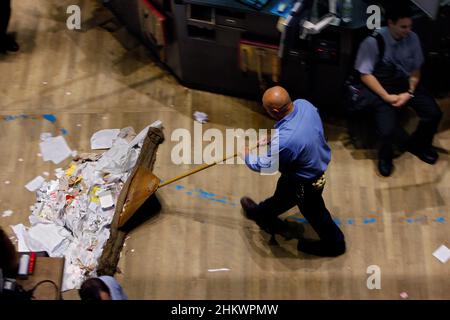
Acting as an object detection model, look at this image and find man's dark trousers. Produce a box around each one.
[251,174,344,245]
[370,85,442,161]
[0,0,11,43]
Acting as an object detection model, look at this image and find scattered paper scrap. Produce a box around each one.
[2,210,13,217]
[129,120,163,148]
[193,111,208,124]
[208,268,231,272]
[10,224,31,252]
[54,168,65,178]
[65,164,77,176]
[39,135,73,164]
[18,158,24,162]
[90,129,120,150]
[98,190,115,210]
[432,245,450,264]
[42,171,50,176]
[4,180,10,185]
[88,201,98,212]
[40,132,53,141]
[25,176,45,192]
[26,224,71,256]
[400,292,409,299]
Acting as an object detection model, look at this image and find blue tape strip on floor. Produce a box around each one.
[172,184,446,226]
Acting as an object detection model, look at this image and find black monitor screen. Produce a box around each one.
[411,0,440,19]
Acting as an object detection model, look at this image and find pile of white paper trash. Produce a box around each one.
[11,121,162,291]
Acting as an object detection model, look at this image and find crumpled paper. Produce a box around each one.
[193,111,208,124]
[11,122,162,291]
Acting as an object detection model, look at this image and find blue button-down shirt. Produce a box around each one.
[355,26,424,77]
[99,275,128,300]
[245,99,331,180]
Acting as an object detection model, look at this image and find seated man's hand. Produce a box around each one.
[383,94,400,105]
[391,93,411,108]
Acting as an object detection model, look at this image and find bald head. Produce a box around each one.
[262,86,293,120]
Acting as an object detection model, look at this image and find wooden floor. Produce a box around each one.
[1,0,449,299]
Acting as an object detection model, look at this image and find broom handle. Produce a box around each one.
[158,145,258,188]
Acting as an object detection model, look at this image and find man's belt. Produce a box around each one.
[311,173,326,190]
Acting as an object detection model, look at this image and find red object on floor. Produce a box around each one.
[28,252,37,275]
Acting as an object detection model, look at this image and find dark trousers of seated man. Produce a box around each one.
[374,85,442,161]
[250,174,345,246]
[360,62,442,162]
[0,0,11,43]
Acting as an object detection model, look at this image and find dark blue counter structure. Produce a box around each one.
[104,0,450,110]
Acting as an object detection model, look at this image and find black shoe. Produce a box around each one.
[378,159,393,177]
[297,239,346,257]
[240,197,258,221]
[408,146,438,165]
[2,35,19,52]
[240,197,285,235]
[6,36,19,52]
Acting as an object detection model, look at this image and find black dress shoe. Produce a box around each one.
[297,239,346,257]
[7,39,19,52]
[2,35,19,52]
[240,197,258,220]
[240,197,281,234]
[378,159,393,177]
[408,146,438,165]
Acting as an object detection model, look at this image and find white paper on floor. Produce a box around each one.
[193,111,208,124]
[39,135,73,164]
[40,132,53,141]
[98,190,115,210]
[208,268,231,272]
[432,245,450,264]
[10,224,31,252]
[90,129,120,150]
[2,210,14,217]
[25,176,45,192]
[27,224,71,256]
[129,120,163,148]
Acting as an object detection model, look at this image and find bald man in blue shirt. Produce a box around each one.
[241,86,345,257]
[354,3,442,177]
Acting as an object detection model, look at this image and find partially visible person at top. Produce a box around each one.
[79,275,128,300]
[0,226,19,278]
